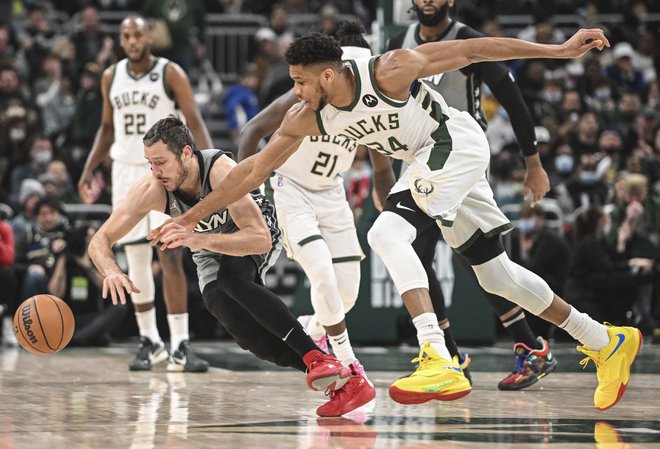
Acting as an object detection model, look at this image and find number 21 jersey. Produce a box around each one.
[109,57,179,164]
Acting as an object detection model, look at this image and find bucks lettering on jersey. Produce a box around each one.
[109,57,179,164]
[276,135,358,191]
[165,149,280,289]
[316,56,453,168]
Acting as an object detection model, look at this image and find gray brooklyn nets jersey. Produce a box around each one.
[164,149,281,290]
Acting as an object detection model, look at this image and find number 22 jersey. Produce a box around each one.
[108,57,179,165]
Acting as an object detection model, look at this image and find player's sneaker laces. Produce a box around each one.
[388,342,472,404]
[578,324,642,410]
[304,350,352,392]
[498,337,557,391]
[317,363,377,417]
[129,337,169,371]
[297,315,329,353]
[167,340,209,373]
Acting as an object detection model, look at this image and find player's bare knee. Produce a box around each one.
[157,248,184,275]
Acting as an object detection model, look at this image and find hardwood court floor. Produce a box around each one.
[0,342,659,449]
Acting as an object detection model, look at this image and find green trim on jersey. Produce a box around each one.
[432,216,454,227]
[452,223,514,253]
[298,234,323,246]
[410,80,422,98]
[368,56,408,108]
[335,59,361,111]
[421,91,432,110]
[263,176,274,204]
[315,110,328,135]
[426,101,453,171]
[125,57,160,81]
[332,255,362,263]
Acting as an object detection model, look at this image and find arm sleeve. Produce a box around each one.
[456,26,537,157]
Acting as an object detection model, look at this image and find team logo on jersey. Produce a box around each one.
[414,178,434,197]
[149,72,159,82]
[362,94,378,108]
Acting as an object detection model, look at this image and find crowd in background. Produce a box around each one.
[0,0,658,347]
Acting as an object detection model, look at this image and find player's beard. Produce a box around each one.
[414,2,449,27]
[168,159,189,191]
[317,86,328,110]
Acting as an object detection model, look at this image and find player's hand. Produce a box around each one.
[147,215,195,250]
[560,28,610,58]
[159,223,204,250]
[78,169,99,204]
[102,272,140,305]
[523,165,550,207]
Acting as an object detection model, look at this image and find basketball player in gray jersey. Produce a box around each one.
[387,0,557,390]
[89,116,373,417]
[152,29,642,412]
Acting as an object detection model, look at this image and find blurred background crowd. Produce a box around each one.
[0,0,658,347]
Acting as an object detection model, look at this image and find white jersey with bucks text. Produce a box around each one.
[109,57,179,165]
[316,56,456,172]
[275,135,358,191]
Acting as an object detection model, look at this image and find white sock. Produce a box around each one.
[413,312,451,360]
[329,329,357,366]
[306,315,327,341]
[167,313,189,351]
[135,308,161,343]
[559,306,609,350]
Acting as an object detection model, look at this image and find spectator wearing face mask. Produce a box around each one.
[567,153,610,209]
[9,135,53,203]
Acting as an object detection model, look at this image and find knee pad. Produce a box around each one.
[472,253,554,316]
[334,262,360,313]
[367,212,428,295]
[124,244,155,305]
[296,240,345,327]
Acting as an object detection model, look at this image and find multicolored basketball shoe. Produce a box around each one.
[388,342,472,404]
[578,325,642,410]
[317,363,376,417]
[498,337,557,391]
[304,350,352,392]
[458,353,472,385]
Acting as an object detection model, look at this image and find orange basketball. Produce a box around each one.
[13,295,75,354]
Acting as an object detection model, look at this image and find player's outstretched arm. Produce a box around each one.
[159,155,272,255]
[88,176,165,304]
[151,102,319,247]
[381,29,609,92]
[238,89,298,162]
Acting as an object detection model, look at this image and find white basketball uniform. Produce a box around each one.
[316,56,512,251]
[108,57,180,244]
[271,133,363,263]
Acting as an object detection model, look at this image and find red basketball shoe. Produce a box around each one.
[304,350,351,391]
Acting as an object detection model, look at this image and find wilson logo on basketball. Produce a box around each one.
[21,305,38,344]
[362,94,378,107]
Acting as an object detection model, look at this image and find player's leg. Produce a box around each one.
[202,280,306,372]
[441,176,640,410]
[454,254,556,390]
[411,223,472,381]
[368,183,471,404]
[112,161,166,370]
[217,254,351,391]
[156,245,208,373]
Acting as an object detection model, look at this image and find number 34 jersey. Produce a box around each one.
[109,57,179,164]
[275,134,358,191]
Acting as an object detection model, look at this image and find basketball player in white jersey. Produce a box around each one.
[237,25,379,413]
[152,29,643,411]
[78,16,213,372]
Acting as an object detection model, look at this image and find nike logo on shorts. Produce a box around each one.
[396,201,416,212]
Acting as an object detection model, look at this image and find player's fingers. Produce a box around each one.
[127,279,141,294]
[108,284,118,305]
[102,281,108,300]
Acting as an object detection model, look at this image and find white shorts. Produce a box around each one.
[271,175,363,263]
[391,109,512,252]
[112,160,169,245]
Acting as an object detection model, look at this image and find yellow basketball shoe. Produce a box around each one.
[577,325,642,410]
[389,342,472,404]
